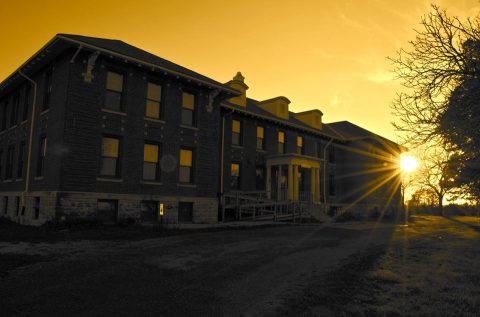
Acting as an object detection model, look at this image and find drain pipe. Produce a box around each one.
[220,108,234,222]
[323,137,334,214]
[19,70,38,209]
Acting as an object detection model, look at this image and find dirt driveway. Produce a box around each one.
[1,216,479,316]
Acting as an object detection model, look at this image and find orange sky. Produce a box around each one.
[1,0,479,142]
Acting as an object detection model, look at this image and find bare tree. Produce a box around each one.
[417,148,456,215]
[389,5,480,146]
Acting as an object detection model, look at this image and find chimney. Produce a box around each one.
[226,72,248,107]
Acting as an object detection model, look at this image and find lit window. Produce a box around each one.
[146,82,162,119]
[256,126,264,150]
[232,120,242,146]
[143,143,160,181]
[179,148,194,183]
[278,131,285,154]
[100,137,120,177]
[105,71,124,111]
[231,163,241,190]
[297,136,303,154]
[181,92,195,126]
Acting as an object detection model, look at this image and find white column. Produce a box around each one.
[288,165,294,200]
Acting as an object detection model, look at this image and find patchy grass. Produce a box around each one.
[275,215,480,317]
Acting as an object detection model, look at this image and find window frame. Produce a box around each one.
[256,126,265,150]
[230,162,241,190]
[36,136,47,177]
[143,142,161,181]
[99,135,121,178]
[296,135,304,154]
[43,68,53,111]
[104,70,125,112]
[232,119,242,146]
[179,147,195,184]
[145,81,163,120]
[278,131,286,154]
[6,144,15,180]
[181,91,196,127]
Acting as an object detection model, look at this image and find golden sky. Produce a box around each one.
[1,0,479,142]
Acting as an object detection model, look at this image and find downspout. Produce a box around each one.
[323,137,334,214]
[19,70,38,209]
[220,109,235,195]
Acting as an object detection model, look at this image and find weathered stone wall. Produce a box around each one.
[0,191,218,226]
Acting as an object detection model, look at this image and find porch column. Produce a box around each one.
[277,165,282,201]
[310,167,316,203]
[266,164,272,199]
[288,164,294,200]
[315,167,321,202]
[293,165,299,201]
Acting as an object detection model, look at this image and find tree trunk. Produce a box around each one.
[438,193,444,216]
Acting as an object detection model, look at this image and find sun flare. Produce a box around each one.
[400,155,418,173]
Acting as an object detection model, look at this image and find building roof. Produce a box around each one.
[0,34,240,97]
[57,34,237,92]
[222,98,343,140]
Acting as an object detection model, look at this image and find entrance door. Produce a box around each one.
[178,202,193,223]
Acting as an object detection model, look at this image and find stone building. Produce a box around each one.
[0,34,403,225]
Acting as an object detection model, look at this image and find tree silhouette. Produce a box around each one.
[389,5,480,146]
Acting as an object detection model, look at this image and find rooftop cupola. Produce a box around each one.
[226,72,249,107]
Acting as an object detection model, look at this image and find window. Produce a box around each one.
[23,84,30,121]
[33,197,40,219]
[232,120,242,146]
[0,149,3,180]
[17,142,25,179]
[231,163,241,190]
[140,201,159,223]
[15,196,20,216]
[10,94,19,126]
[181,92,195,126]
[1,101,7,131]
[97,199,118,223]
[3,196,8,215]
[36,136,47,177]
[256,126,265,150]
[146,82,162,119]
[143,143,160,181]
[278,131,285,154]
[256,166,265,190]
[329,174,336,196]
[6,145,14,180]
[99,136,120,177]
[297,136,303,154]
[43,69,52,111]
[329,146,335,163]
[317,142,324,158]
[179,148,194,183]
[105,71,124,111]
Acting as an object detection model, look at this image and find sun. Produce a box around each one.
[400,154,418,173]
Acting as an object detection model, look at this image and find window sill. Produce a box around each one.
[179,124,198,131]
[40,109,50,115]
[232,145,244,149]
[34,176,44,180]
[177,183,197,188]
[140,180,163,185]
[144,117,165,124]
[96,177,123,182]
[15,178,23,182]
[101,108,127,116]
